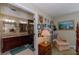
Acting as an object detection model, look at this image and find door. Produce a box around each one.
[76,23,79,54]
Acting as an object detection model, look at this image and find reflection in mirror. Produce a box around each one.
[19,20,28,32]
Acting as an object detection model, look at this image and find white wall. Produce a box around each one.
[53,12,79,49]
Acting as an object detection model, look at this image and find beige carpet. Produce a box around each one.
[52,46,76,55]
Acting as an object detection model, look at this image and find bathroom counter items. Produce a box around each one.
[38,42,52,55]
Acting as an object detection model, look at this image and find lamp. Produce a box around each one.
[41,29,51,37]
[41,29,51,43]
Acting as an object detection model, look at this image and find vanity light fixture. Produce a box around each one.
[20,21,28,24]
[4,19,15,23]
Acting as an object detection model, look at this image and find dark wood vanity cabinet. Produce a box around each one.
[2,35,34,53]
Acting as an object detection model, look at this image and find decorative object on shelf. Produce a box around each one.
[39,16,43,24]
[58,20,74,30]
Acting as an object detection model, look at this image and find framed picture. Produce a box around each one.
[58,20,74,30]
[37,24,44,30]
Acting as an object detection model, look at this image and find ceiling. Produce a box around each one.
[32,3,79,17]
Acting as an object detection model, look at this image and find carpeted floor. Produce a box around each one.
[52,46,76,55]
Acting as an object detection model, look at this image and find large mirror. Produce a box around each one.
[3,19,17,34]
